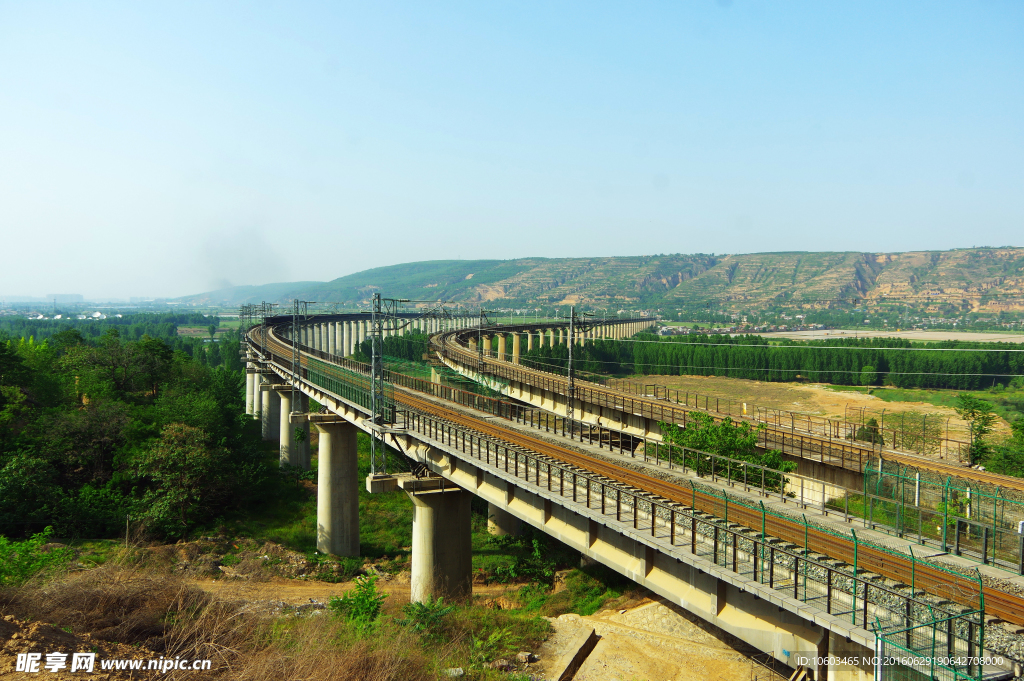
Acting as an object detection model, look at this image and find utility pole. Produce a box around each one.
[290,300,311,459]
[369,292,395,479]
[567,306,575,423]
[366,294,452,487]
[565,305,593,424]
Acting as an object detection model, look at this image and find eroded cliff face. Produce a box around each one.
[179,248,1024,312]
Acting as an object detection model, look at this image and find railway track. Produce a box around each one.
[252,326,1024,626]
[433,328,1024,494]
[395,390,1024,627]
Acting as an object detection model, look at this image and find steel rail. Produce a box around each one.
[431,328,1024,494]
[248,324,1024,628]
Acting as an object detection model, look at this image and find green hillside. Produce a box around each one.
[177,248,1024,314]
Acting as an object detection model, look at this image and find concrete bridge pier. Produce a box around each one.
[277,390,293,466]
[314,421,360,556]
[487,501,522,537]
[497,334,506,362]
[482,335,492,357]
[262,385,280,441]
[252,373,262,421]
[245,366,255,416]
[406,486,473,603]
[512,332,521,364]
[468,336,477,352]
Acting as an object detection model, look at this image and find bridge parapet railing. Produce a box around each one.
[865,461,1024,574]
[393,404,989,679]
[434,336,880,473]
[607,377,972,463]
[252,329,1024,577]
[433,330,973,466]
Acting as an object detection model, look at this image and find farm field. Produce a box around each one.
[760,329,1024,344]
[177,325,232,337]
[629,374,1015,441]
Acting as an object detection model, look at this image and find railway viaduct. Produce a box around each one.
[243,312,1019,681]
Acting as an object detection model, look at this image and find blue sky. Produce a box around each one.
[1,1,1022,298]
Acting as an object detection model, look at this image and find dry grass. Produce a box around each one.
[228,617,435,681]
[1,561,528,680]
[0,561,196,648]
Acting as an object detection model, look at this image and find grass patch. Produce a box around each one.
[75,539,130,566]
[513,564,636,617]
[859,386,1024,425]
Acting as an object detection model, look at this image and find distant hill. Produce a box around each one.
[176,248,1024,312]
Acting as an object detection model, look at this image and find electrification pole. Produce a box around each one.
[367,294,452,481]
[369,293,391,478]
[565,305,592,425]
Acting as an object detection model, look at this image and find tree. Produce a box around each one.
[132,423,233,536]
[954,394,997,465]
[208,324,217,340]
[986,419,1024,477]
[660,414,795,490]
[860,365,877,386]
[855,417,884,445]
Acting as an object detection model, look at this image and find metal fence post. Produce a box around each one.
[942,477,950,553]
[760,501,767,583]
[851,529,859,625]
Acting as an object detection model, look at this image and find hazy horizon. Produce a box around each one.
[3,2,1023,299]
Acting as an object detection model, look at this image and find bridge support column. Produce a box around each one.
[262,386,280,441]
[487,502,521,536]
[341,322,350,356]
[315,420,359,556]
[252,373,263,420]
[558,328,564,345]
[497,334,506,362]
[469,336,477,351]
[328,323,336,355]
[408,487,472,603]
[482,335,492,357]
[245,367,255,415]
[277,390,293,466]
[512,332,521,364]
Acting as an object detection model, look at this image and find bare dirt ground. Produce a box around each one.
[187,575,509,609]
[535,598,788,681]
[636,374,1009,441]
[1,616,151,680]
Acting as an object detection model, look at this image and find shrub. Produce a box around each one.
[328,574,387,631]
[398,595,456,642]
[0,527,75,586]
